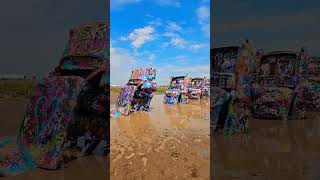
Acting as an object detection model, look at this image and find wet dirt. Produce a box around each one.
[0,99,108,180]
[213,112,320,180]
[110,94,210,179]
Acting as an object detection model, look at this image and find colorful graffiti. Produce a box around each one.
[111,68,157,117]
[250,51,304,119]
[64,22,109,59]
[297,56,320,111]
[211,42,253,135]
[0,22,109,175]
[164,76,189,104]
[188,78,205,99]
[130,68,156,81]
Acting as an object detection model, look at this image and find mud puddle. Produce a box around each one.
[0,99,108,180]
[110,94,210,179]
[213,112,320,180]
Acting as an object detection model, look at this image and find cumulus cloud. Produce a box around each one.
[190,43,207,51]
[196,6,210,37]
[156,0,181,7]
[166,21,182,32]
[163,32,206,51]
[112,0,142,8]
[122,26,156,48]
[148,53,155,60]
[110,47,137,68]
[175,65,209,72]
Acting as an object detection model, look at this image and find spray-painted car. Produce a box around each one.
[203,79,210,96]
[0,22,109,174]
[164,76,190,104]
[115,68,157,115]
[211,41,254,135]
[188,77,205,99]
[298,56,320,111]
[250,50,304,119]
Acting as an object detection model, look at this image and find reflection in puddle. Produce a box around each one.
[110,94,210,179]
[213,112,320,180]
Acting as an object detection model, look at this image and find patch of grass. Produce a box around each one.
[110,86,122,94]
[0,80,37,98]
[156,86,167,93]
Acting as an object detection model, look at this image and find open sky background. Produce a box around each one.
[212,0,320,55]
[111,0,210,86]
[0,0,109,77]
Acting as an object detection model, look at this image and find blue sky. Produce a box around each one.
[111,0,210,86]
[212,0,320,55]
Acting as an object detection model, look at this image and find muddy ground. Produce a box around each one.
[0,99,108,180]
[3,93,319,179]
[213,112,320,180]
[110,94,210,179]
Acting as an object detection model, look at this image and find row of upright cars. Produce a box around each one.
[164,76,210,104]
[211,40,320,135]
[115,69,210,116]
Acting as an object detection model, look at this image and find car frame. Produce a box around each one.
[16,22,109,170]
[164,75,190,104]
[211,41,253,135]
[250,50,304,119]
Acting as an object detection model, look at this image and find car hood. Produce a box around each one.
[251,86,294,105]
[165,88,181,97]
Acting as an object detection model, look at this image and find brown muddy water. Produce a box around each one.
[0,99,108,180]
[213,112,320,180]
[110,94,210,179]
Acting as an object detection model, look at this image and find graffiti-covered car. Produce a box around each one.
[250,50,304,119]
[298,56,320,111]
[188,77,205,99]
[1,22,110,173]
[211,41,254,135]
[203,79,210,96]
[164,76,190,104]
[116,68,157,115]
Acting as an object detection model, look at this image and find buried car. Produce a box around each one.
[0,22,109,174]
[211,41,254,135]
[114,68,157,115]
[203,79,210,96]
[298,56,320,111]
[164,76,190,104]
[250,50,304,119]
[188,77,206,99]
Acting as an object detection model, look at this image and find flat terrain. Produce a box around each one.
[110,94,210,179]
[0,99,108,180]
[213,112,320,180]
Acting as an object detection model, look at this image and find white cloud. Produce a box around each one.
[175,65,209,72]
[190,43,207,51]
[163,32,186,48]
[156,0,181,7]
[148,17,163,27]
[170,36,187,48]
[163,32,207,51]
[166,21,182,32]
[148,53,155,60]
[112,0,142,7]
[123,26,156,48]
[110,47,136,68]
[196,6,210,37]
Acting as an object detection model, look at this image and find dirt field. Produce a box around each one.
[110,94,210,179]
[213,112,320,180]
[0,99,108,180]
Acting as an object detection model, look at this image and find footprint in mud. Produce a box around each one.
[191,168,200,178]
[170,151,181,161]
[142,157,147,166]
